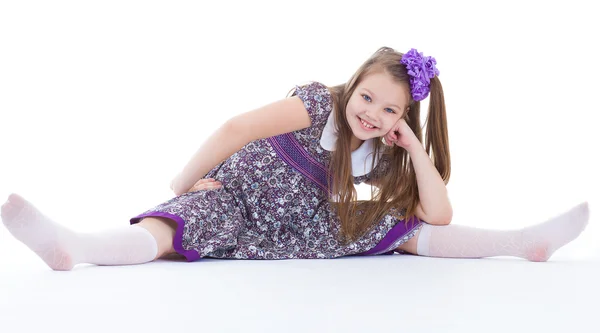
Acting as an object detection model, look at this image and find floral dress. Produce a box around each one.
[130,82,422,260]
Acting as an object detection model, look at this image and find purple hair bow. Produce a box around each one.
[400,48,440,101]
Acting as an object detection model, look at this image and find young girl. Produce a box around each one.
[1,47,589,271]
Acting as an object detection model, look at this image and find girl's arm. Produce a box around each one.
[171,96,311,196]
[407,144,453,225]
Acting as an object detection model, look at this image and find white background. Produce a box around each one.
[1,0,598,262]
[1,2,599,333]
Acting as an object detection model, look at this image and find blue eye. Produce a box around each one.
[362,94,396,114]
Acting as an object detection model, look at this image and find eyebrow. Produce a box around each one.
[362,88,402,111]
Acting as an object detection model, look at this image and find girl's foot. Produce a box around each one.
[1,193,76,270]
[521,201,590,261]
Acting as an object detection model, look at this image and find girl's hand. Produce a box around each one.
[186,178,222,193]
[383,118,419,150]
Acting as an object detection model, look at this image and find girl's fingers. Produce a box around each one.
[197,183,221,188]
[384,135,393,145]
[191,180,222,191]
[195,178,218,185]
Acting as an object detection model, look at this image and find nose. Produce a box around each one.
[364,108,378,123]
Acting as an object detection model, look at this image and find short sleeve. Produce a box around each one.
[292,82,333,129]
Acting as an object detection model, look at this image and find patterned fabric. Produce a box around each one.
[130,82,422,260]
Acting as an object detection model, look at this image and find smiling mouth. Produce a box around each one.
[358,116,378,130]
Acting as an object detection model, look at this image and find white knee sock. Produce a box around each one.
[1,193,158,270]
[75,226,159,267]
[416,202,589,261]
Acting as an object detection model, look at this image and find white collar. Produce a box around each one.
[319,111,382,176]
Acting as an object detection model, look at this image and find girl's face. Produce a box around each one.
[345,72,410,150]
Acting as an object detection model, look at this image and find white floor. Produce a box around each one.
[1,237,599,333]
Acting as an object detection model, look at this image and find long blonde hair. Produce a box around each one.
[327,46,451,244]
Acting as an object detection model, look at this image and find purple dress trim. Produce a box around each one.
[130,211,200,262]
[357,216,423,256]
[267,133,333,195]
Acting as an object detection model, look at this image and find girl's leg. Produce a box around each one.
[1,193,177,270]
[396,202,589,262]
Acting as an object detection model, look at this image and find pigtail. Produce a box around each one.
[424,76,451,184]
